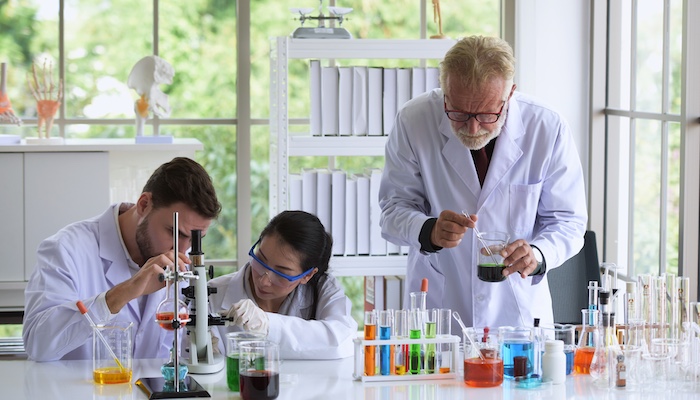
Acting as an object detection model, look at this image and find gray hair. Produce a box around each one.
[439,36,516,93]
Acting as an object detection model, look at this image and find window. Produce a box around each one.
[0,0,500,334]
[590,0,699,297]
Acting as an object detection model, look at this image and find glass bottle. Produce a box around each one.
[574,309,599,374]
[615,354,626,387]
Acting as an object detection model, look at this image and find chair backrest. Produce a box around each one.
[547,231,601,325]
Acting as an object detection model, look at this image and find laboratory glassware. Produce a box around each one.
[393,309,409,375]
[437,308,452,373]
[226,331,267,392]
[464,326,503,387]
[498,326,536,380]
[409,308,423,374]
[378,310,394,375]
[154,268,191,330]
[239,340,280,400]
[92,320,133,384]
[574,309,600,374]
[364,310,377,376]
[476,232,510,282]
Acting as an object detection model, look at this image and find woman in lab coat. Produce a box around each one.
[208,210,358,359]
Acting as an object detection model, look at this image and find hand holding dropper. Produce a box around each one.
[76,300,125,372]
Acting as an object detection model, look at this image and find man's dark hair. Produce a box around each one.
[142,157,221,219]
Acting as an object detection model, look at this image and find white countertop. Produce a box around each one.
[3,356,699,399]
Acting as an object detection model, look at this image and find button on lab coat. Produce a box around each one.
[23,204,172,361]
[379,90,587,331]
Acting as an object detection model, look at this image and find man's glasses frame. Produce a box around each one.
[248,239,314,287]
[443,96,506,124]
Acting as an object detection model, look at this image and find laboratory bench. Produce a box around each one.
[3,356,699,400]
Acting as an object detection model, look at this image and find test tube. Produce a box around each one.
[655,276,667,340]
[409,308,423,374]
[393,309,409,375]
[364,310,377,376]
[678,277,690,338]
[379,310,394,375]
[436,308,452,373]
[666,274,678,339]
[424,309,437,373]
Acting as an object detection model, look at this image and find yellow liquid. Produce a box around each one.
[395,365,407,375]
[93,367,132,384]
[439,366,451,374]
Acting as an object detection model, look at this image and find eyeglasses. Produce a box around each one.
[443,96,506,124]
[248,239,314,287]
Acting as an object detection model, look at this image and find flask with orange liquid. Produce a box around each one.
[573,309,600,374]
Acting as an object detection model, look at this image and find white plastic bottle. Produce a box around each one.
[541,340,566,384]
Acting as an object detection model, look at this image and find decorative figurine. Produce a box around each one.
[127,55,174,142]
[430,0,446,39]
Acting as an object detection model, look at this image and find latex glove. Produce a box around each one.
[226,299,269,335]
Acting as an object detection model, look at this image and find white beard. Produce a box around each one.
[453,117,505,150]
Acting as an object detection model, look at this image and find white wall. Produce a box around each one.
[513,0,590,185]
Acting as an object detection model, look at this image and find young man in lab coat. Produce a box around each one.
[23,157,221,361]
[379,36,587,332]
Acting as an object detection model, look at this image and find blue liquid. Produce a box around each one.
[502,341,535,379]
[379,326,391,375]
[565,349,574,375]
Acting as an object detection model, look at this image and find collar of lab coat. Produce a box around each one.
[438,92,525,209]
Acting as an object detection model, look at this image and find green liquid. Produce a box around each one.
[409,329,422,374]
[425,321,436,373]
[477,263,506,282]
[226,355,240,392]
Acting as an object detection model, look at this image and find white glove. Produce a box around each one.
[225,299,269,335]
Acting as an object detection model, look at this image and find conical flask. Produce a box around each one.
[573,309,599,374]
[589,311,621,385]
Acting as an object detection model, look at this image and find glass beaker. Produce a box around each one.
[92,320,133,384]
[476,232,510,282]
[540,323,576,375]
[574,309,599,374]
[226,331,268,392]
[239,340,280,400]
[464,327,503,387]
[499,326,536,380]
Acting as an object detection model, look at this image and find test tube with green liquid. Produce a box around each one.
[409,308,423,374]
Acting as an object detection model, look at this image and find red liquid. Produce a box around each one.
[573,347,595,374]
[240,370,279,400]
[464,357,504,387]
[155,312,189,330]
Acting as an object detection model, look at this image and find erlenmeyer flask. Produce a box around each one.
[155,277,190,330]
[590,311,621,386]
[574,309,599,374]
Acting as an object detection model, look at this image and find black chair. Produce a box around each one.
[547,231,601,325]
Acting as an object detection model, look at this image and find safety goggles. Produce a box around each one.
[248,239,314,287]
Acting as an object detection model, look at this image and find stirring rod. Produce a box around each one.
[461,211,499,265]
[452,311,485,361]
[76,300,125,371]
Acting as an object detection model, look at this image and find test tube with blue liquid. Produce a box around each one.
[379,310,393,375]
[587,281,599,346]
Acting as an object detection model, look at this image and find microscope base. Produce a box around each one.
[186,353,225,374]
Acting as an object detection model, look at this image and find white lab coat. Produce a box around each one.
[208,264,358,359]
[379,89,587,331]
[23,204,173,361]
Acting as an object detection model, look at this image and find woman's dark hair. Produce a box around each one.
[142,157,221,219]
[259,210,333,286]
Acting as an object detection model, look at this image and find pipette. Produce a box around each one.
[452,311,485,361]
[76,300,125,371]
[461,211,499,265]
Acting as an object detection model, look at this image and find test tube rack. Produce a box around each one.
[352,335,461,382]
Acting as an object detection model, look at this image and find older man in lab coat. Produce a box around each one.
[379,36,587,332]
[23,157,221,361]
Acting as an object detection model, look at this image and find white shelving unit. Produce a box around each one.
[269,37,455,276]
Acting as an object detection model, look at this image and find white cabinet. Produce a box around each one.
[0,138,203,311]
[269,37,455,276]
